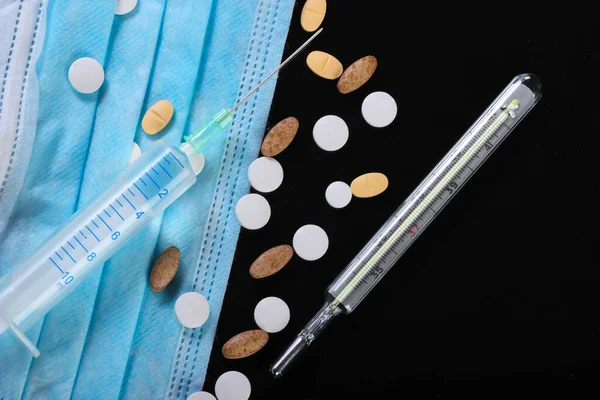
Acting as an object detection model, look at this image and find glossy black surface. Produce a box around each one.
[205,4,598,399]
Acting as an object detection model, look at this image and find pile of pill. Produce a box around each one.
[67,0,398,398]
[215,4,400,399]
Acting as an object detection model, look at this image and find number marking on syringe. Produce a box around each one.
[45,154,183,293]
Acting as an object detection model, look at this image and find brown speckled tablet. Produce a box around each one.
[261,117,299,157]
[149,246,180,292]
[249,244,294,279]
[337,56,378,94]
[222,329,269,359]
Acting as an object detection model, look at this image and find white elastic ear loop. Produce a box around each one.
[0,312,40,358]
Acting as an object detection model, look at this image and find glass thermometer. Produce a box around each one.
[271,73,542,377]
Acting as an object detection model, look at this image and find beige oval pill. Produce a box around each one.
[261,117,299,157]
[351,173,389,198]
[337,55,378,94]
[249,244,294,279]
[222,329,269,359]
[306,51,343,80]
[149,246,180,292]
[301,0,326,32]
[142,100,174,135]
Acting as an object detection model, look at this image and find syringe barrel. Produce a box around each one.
[0,141,196,348]
[328,74,542,312]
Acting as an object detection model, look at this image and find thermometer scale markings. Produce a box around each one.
[46,152,183,283]
[334,101,519,305]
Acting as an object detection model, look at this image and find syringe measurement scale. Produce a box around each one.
[0,29,323,357]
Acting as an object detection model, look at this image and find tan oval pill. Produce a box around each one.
[337,55,378,94]
[149,246,180,292]
[222,329,269,359]
[301,0,326,32]
[351,172,389,198]
[261,117,299,157]
[249,244,294,279]
[306,51,343,80]
[142,99,174,135]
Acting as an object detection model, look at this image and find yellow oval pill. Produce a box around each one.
[351,172,389,198]
[141,99,174,135]
[301,0,326,32]
[306,51,343,80]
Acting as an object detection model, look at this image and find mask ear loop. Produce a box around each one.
[0,312,40,358]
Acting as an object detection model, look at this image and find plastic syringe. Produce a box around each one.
[0,29,322,357]
[271,74,542,377]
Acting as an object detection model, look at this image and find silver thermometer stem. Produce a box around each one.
[271,74,542,377]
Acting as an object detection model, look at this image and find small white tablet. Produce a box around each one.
[313,115,349,151]
[115,0,138,15]
[174,292,210,329]
[187,392,216,400]
[325,181,352,209]
[248,157,284,193]
[235,194,271,230]
[292,224,329,261]
[68,57,105,94]
[215,371,251,400]
[361,91,397,128]
[254,297,290,333]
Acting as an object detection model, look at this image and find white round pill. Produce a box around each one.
[129,142,141,164]
[292,224,329,261]
[361,91,398,128]
[254,297,290,333]
[187,392,216,400]
[248,157,283,193]
[235,193,271,230]
[325,181,352,209]
[174,292,210,328]
[68,57,105,94]
[215,371,251,400]
[313,115,349,151]
[115,0,138,15]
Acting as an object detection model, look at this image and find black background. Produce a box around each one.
[204,3,598,399]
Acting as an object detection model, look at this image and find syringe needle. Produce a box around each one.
[231,28,323,112]
[185,29,323,153]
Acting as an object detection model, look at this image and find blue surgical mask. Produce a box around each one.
[0,0,295,398]
[0,0,47,235]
